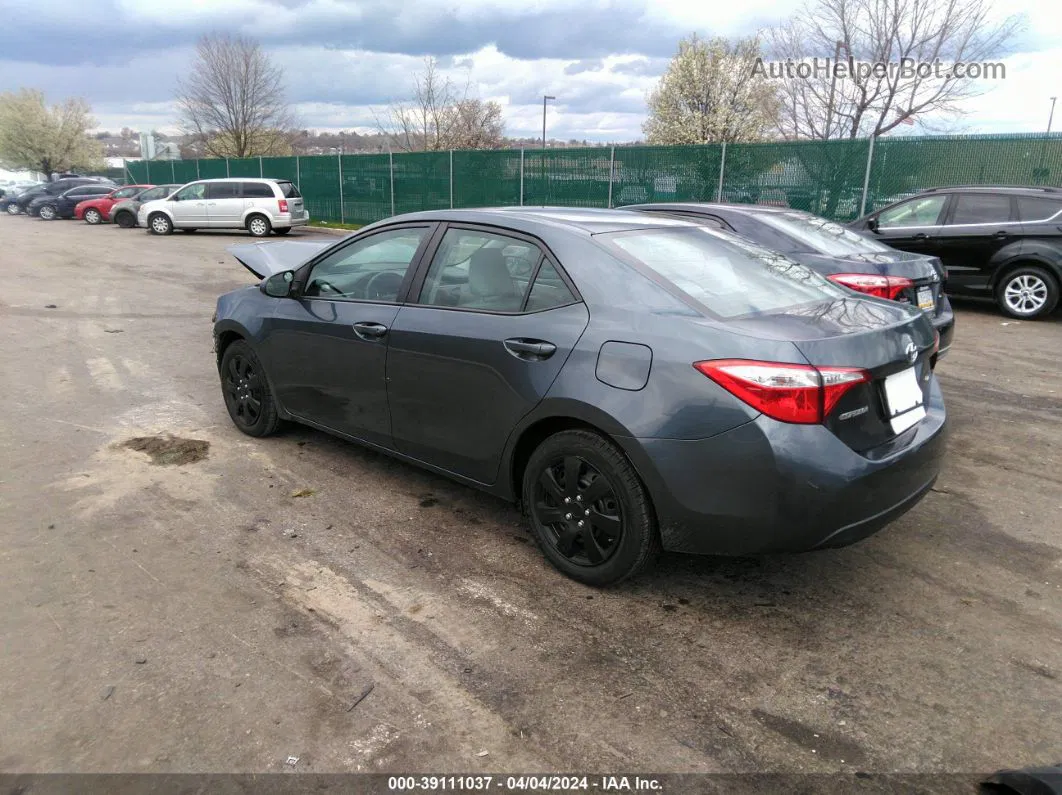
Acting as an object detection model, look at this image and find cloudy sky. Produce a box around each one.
[1,0,1060,141]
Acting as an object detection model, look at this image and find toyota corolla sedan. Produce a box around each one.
[213,208,946,585]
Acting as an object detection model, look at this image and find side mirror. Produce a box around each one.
[262,270,295,298]
[867,217,879,232]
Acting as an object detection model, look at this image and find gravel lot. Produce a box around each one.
[1,217,1060,779]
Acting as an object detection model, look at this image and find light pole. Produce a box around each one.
[1049,97,1058,134]
[542,95,556,150]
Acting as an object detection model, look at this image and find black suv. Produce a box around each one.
[7,177,114,216]
[849,186,1062,319]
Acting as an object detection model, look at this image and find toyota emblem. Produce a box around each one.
[905,341,918,364]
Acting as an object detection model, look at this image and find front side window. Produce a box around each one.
[877,195,946,228]
[111,186,140,200]
[947,193,1012,225]
[205,182,240,199]
[304,227,430,302]
[175,183,205,201]
[137,187,167,202]
[600,227,846,319]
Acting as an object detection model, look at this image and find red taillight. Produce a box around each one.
[278,199,289,213]
[828,273,913,301]
[694,359,870,424]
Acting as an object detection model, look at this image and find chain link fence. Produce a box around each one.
[125,133,1062,226]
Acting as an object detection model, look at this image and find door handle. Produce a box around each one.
[352,321,389,340]
[993,230,1009,238]
[504,338,557,359]
[207,202,217,206]
[912,233,928,240]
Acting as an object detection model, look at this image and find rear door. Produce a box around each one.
[261,224,436,448]
[933,192,1019,294]
[205,181,243,227]
[869,194,948,256]
[387,225,589,484]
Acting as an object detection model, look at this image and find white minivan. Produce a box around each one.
[139,178,309,237]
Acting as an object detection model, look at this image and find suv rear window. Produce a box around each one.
[1016,196,1062,222]
[205,182,240,199]
[600,228,846,319]
[277,181,301,198]
[242,182,274,198]
[948,193,1012,225]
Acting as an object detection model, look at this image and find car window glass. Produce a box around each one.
[601,227,847,319]
[1016,196,1062,222]
[730,215,801,252]
[138,187,165,201]
[417,228,540,312]
[175,183,205,201]
[278,182,301,198]
[242,182,273,198]
[524,261,577,312]
[304,227,429,301]
[112,187,140,199]
[947,194,1012,225]
[877,195,946,227]
[206,182,239,199]
[755,212,892,255]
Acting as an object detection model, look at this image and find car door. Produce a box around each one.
[260,224,436,448]
[868,194,948,256]
[58,186,97,214]
[386,225,590,484]
[933,192,1020,294]
[204,181,242,227]
[169,182,208,225]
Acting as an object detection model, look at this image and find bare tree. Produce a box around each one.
[644,34,779,144]
[768,0,1023,139]
[176,34,296,158]
[442,99,505,149]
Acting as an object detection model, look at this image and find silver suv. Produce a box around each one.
[138,178,309,237]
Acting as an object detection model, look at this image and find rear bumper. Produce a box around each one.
[930,296,955,360]
[275,212,310,229]
[619,376,947,556]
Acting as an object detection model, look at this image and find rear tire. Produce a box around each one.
[273,227,292,235]
[114,211,135,228]
[6,203,20,215]
[220,340,282,437]
[148,213,173,235]
[247,214,272,237]
[996,265,1059,319]
[84,208,102,225]
[522,430,657,586]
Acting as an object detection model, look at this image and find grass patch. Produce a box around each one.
[309,221,363,231]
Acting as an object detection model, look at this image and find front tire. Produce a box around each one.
[220,340,282,437]
[996,265,1059,319]
[114,211,135,228]
[247,214,272,237]
[84,208,102,224]
[522,430,657,586]
[38,204,57,220]
[6,203,21,215]
[148,213,173,235]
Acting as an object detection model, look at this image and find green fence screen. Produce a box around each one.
[124,132,1062,226]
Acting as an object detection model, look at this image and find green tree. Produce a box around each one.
[644,35,779,145]
[0,89,104,178]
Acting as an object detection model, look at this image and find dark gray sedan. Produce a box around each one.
[213,208,946,585]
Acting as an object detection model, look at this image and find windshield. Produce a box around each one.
[600,227,847,319]
[756,212,891,256]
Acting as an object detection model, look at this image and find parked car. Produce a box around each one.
[849,186,1062,319]
[139,178,308,237]
[8,177,114,216]
[212,207,945,585]
[75,184,154,224]
[109,184,181,228]
[624,203,955,360]
[29,183,117,220]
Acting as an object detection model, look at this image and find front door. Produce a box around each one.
[387,226,589,484]
[259,224,435,448]
[870,193,948,257]
[205,181,243,227]
[933,192,1020,294]
[170,182,209,226]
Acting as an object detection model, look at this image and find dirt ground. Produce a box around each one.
[1,216,1060,779]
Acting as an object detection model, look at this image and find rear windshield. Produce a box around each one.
[756,212,892,256]
[599,227,847,319]
[277,181,301,198]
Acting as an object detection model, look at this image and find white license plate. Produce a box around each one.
[883,367,926,435]
[917,286,935,312]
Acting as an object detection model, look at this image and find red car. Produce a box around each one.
[75,185,154,224]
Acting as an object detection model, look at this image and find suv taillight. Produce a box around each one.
[828,273,912,301]
[278,199,289,213]
[694,359,870,424]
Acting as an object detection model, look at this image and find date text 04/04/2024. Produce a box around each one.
[387,775,664,791]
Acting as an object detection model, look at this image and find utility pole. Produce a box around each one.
[542,95,556,150]
[823,40,850,139]
[1049,97,1058,134]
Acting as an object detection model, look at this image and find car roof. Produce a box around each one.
[385,206,697,235]
[622,202,800,218]
[917,185,1062,195]
[190,177,290,183]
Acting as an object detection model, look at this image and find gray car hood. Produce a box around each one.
[228,240,333,279]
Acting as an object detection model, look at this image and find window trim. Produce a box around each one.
[405,222,583,316]
[942,192,1018,227]
[295,222,440,306]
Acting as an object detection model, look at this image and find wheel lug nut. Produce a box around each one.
[564,513,572,520]
[584,509,590,516]
[577,520,584,527]
[575,495,582,502]
[563,497,571,504]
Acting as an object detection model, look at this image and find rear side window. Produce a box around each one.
[525,261,577,311]
[205,182,239,199]
[600,228,846,319]
[242,182,274,198]
[1016,196,1062,222]
[277,181,301,198]
[948,193,1012,225]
